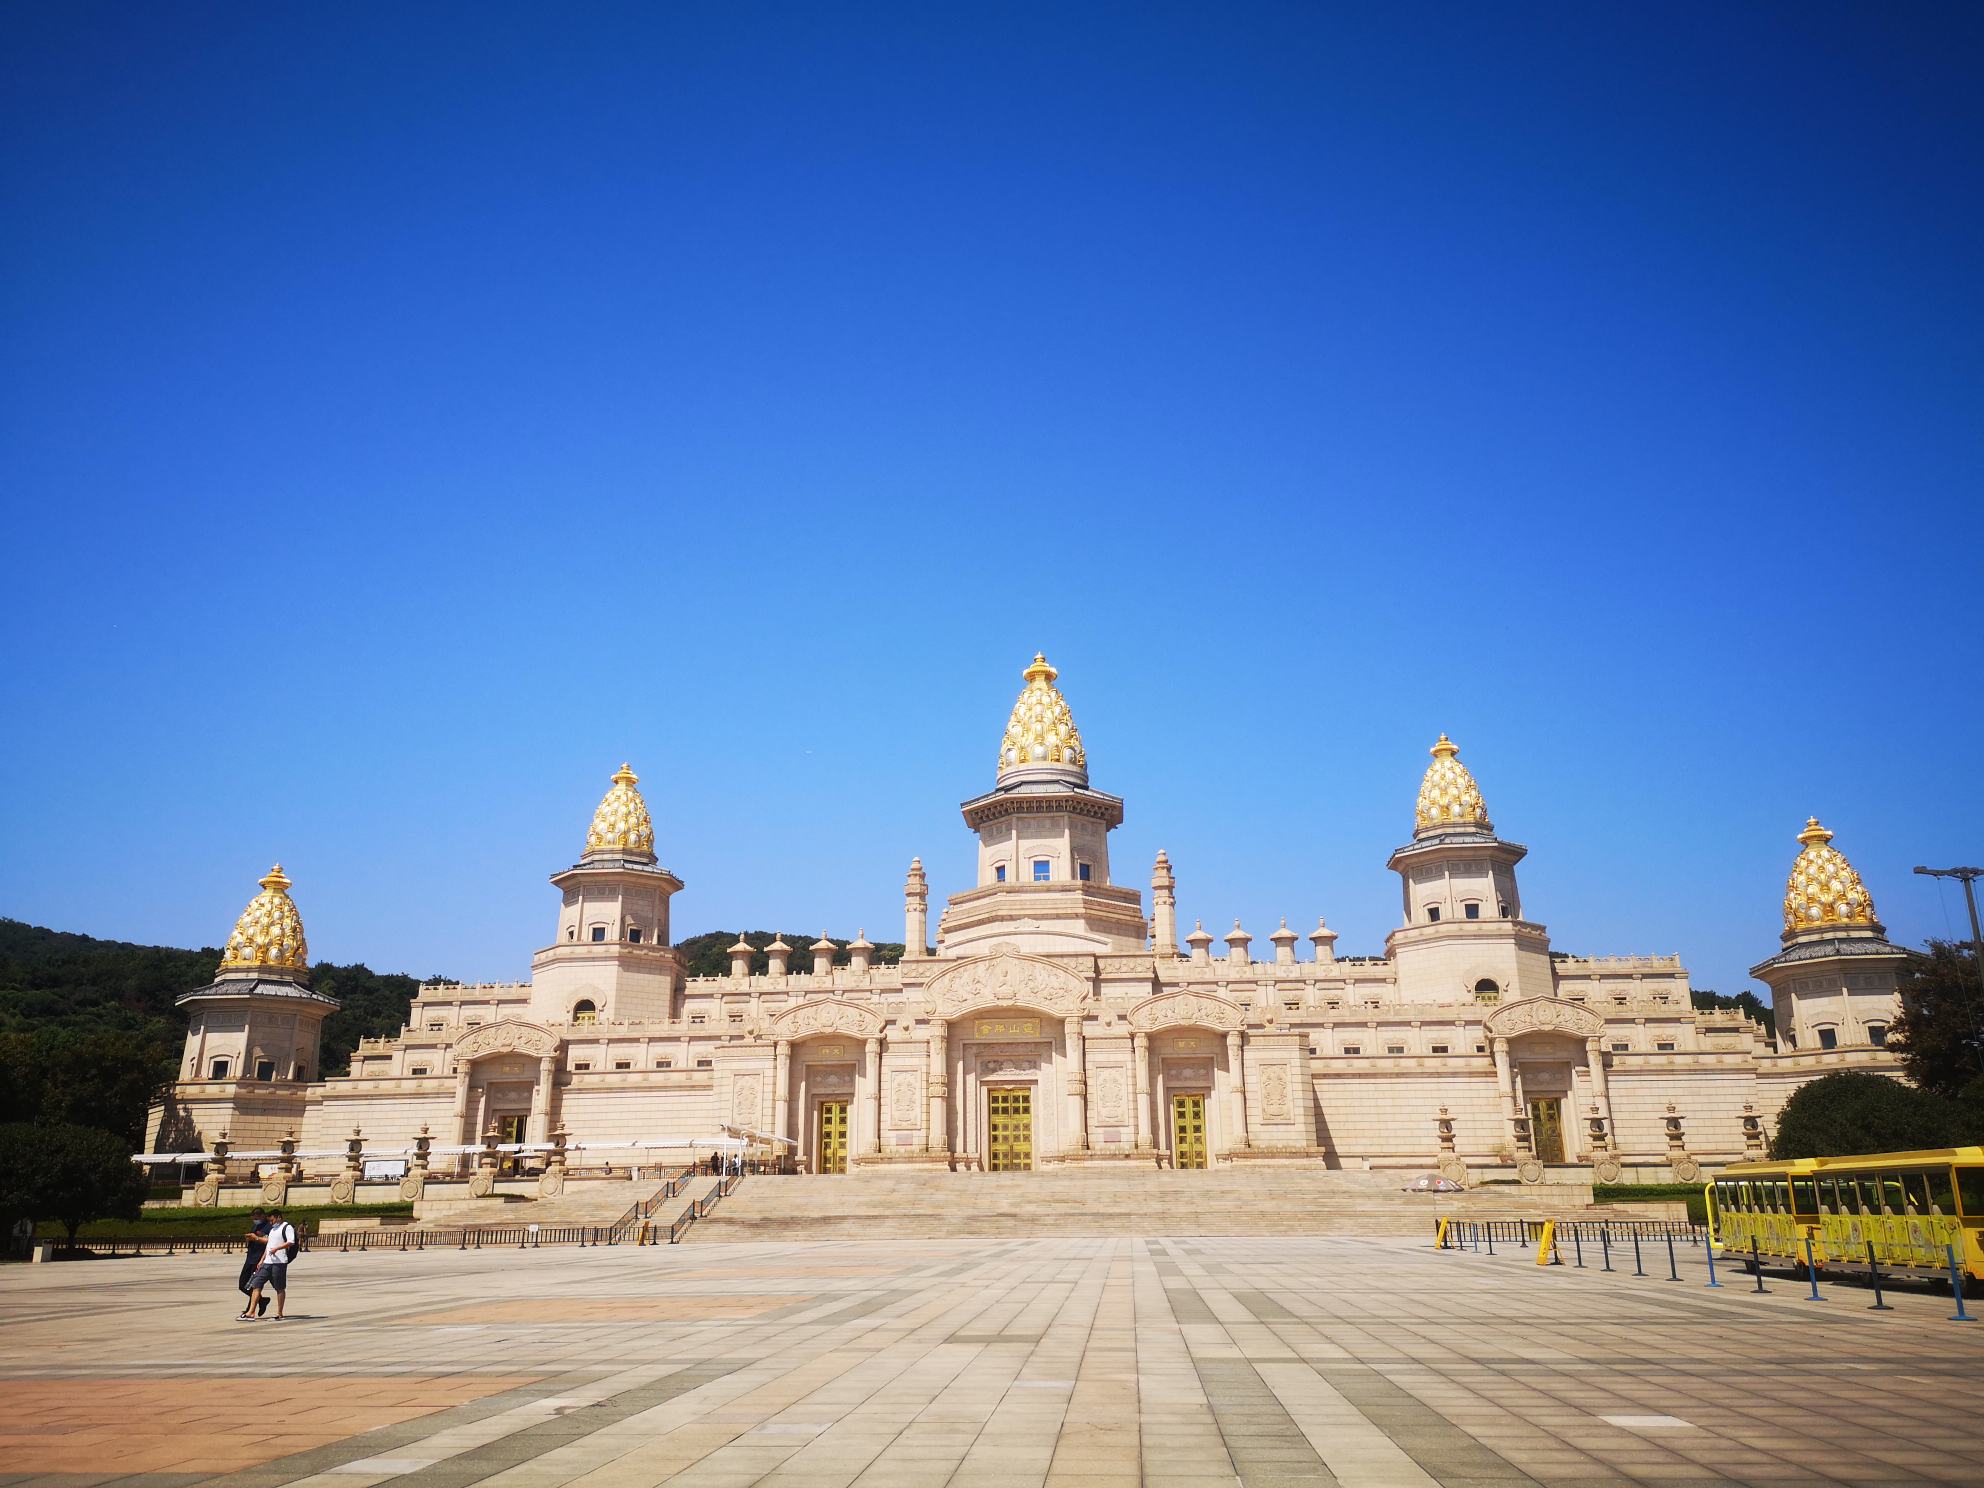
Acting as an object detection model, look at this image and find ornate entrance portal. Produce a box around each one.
[987,1088,1033,1171]
[1528,1098,1565,1163]
[817,1100,849,1174]
[1170,1094,1208,1168]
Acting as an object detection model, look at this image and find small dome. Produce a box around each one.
[219,864,310,980]
[1783,817,1880,937]
[584,763,655,860]
[1415,734,1491,835]
[997,653,1088,784]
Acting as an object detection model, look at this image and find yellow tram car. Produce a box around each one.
[1706,1146,1984,1283]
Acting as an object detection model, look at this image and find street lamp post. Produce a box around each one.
[1912,866,1984,1061]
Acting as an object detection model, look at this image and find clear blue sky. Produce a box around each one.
[3,5,1980,1004]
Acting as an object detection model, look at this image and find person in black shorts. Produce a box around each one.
[237,1208,271,1316]
[239,1207,296,1321]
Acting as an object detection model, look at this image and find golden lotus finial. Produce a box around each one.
[1783,816,1877,936]
[1414,734,1490,835]
[585,763,656,859]
[998,653,1085,780]
[220,864,309,978]
[613,762,638,786]
[1797,816,1831,846]
[259,863,291,892]
[1430,733,1459,760]
[1023,652,1057,683]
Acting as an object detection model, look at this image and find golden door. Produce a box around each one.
[817,1100,849,1175]
[1528,1098,1565,1164]
[498,1113,528,1174]
[1170,1094,1209,1169]
[986,1088,1033,1172]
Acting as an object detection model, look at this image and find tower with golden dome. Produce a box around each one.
[1749,817,1906,1055]
[939,653,1147,955]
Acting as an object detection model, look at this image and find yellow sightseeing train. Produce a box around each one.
[1706,1146,1984,1284]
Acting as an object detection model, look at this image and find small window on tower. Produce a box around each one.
[1079,863,1092,882]
[1499,902,1510,917]
[614,1060,632,1070]
[1342,1044,1362,1055]
[1868,1023,1888,1047]
[628,927,642,944]
[1033,860,1050,882]
[409,1065,430,1077]
[1431,1043,1451,1055]
[995,864,1007,882]
[1473,979,1500,1003]
[1655,1040,1676,1052]
[591,926,606,942]
[567,928,576,940]
[255,1059,275,1081]
[1426,905,1441,922]
[209,1058,231,1079]
[1818,1026,1838,1050]
[572,1000,598,1026]
[1464,902,1480,920]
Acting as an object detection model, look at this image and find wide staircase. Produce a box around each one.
[684,1167,1642,1242]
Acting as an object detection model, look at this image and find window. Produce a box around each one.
[426,1020,444,1031]
[1033,860,1050,882]
[410,1065,430,1077]
[209,1057,230,1079]
[1342,1044,1362,1055]
[1867,1023,1888,1047]
[656,1057,674,1069]
[994,863,1007,882]
[628,927,642,944]
[294,1065,307,1082]
[1431,1043,1450,1055]
[591,925,606,942]
[1386,1044,1406,1055]
[255,1059,276,1081]
[690,1014,707,1025]
[1498,902,1510,917]
[1474,1043,1487,1053]
[573,1000,598,1025]
[1817,1026,1838,1050]
[1957,1166,1984,1219]
[695,1058,714,1069]
[1426,905,1441,922]
[1078,863,1092,882]
[614,1060,632,1071]
[1283,999,1301,1012]
[1655,1041,1676,1052]
[567,928,576,940]
[1463,902,1480,920]
[1611,1042,1630,1053]
[573,1060,592,1072]
[465,1018,482,1028]
[1473,979,1500,1003]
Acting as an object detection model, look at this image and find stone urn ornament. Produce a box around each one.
[399,1124,431,1201]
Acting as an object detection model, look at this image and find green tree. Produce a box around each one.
[9,1123,150,1245]
[1769,1071,1966,1160]
[1887,940,1984,1098]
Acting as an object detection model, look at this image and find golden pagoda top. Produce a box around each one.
[1783,817,1879,937]
[584,763,656,859]
[1414,734,1491,835]
[218,864,310,979]
[997,652,1087,783]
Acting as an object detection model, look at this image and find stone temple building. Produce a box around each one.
[150,655,1906,1186]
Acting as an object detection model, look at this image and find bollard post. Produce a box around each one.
[1632,1231,1645,1277]
[1704,1236,1721,1288]
[1750,1237,1766,1292]
[1665,1231,1680,1282]
[1947,1246,1975,1322]
[1802,1236,1825,1301]
[1471,1223,1480,1253]
[1573,1228,1584,1268]
[1486,1224,1495,1256]
[1601,1228,1612,1272]
[1864,1242,1891,1310]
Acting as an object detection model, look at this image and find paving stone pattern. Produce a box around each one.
[0,1236,1979,1486]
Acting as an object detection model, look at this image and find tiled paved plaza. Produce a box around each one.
[1,1236,1980,1487]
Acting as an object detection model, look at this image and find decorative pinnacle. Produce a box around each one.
[259,863,291,892]
[1797,816,1832,846]
[1430,733,1459,760]
[1023,651,1058,683]
[613,762,638,786]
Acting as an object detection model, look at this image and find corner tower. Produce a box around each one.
[938,654,1148,955]
[1384,735,1555,1003]
[529,764,684,1024]
[1749,818,1905,1053]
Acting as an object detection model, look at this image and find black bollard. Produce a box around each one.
[1665,1231,1680,1282]
[1601,1227,1612,1272]
[1573,1229,1584,1268]
[1865,1241,1891,1311]
[1632,1231,1645,1277]
[1750,1236,1766,1292]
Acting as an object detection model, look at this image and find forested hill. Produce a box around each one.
[0,918,904,1143]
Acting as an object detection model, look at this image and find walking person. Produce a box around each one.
[239,1206,297,1321]
[236,1207,271,1316]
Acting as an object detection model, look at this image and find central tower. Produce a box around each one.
[938,653,1148,955]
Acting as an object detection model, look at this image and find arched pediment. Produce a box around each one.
[452,1019,560,1061]
[1128,989,1242,1034]
[771,998,887,1041]
[923,952,1090,1018]
[1483,996,1604,1041]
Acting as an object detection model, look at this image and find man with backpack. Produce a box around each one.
[236,1207,271,1316]
[238,1206,297,1321]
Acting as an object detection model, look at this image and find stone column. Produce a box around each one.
[928,1024,950,1156]
[1151,851,1178,956]
[1225,1030,1249,1151]
[451,1064,473,1173]
[1584,1037,1613,1129]
[863,1037,883,1157]
[1064,1016,1089,1153]
[904,859,929,957]
[529,1053,557,1144]
[773,1040,792,1157]
[1132,1032,1153,1150]
[1492,1036,1518,1151]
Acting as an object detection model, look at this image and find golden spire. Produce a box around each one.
[1414,733,1491,835]
[998,652,1087,781]
[1782,816,1879,937]
[219,864,310,979]
[584,762,656,860]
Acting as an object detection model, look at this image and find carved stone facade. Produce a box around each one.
[152,657,1904,1182]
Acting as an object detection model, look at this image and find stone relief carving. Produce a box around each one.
[1093,1067,1127,1123]
[771,999,885,1040]
[731,1074,762,1126]
[1261,1064,1292,1121]
[453,1019,559,1062]
[809,1068,854,1093]
[981,1057,1039,1078]
[1164,1061,1211,1084]
[925,953,1089,1017]
[1483,997,1604,1041]
[1128,990,1242,1033]
[890,1070,922,1127]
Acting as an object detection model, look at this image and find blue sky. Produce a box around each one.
[3,4,1980,1002]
